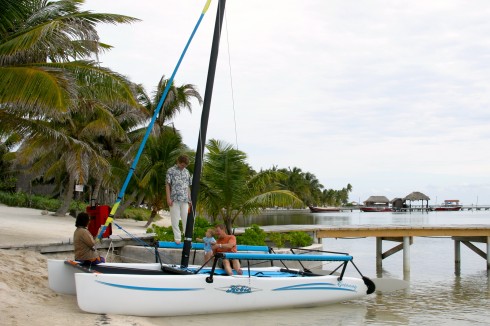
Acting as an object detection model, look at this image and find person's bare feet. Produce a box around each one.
[174,240,181,245]
[236,268,243,275]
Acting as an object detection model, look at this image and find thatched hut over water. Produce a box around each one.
[391,198,406,210]
[404,191,430,209]
[363,196,390,207]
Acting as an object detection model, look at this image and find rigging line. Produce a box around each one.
[96,0,213,240]
[224,9,239,149]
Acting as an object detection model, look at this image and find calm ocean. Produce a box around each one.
[155,210,490,325]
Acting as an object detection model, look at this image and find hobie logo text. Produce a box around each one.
[226,285,252,294]
[337,281,357,291]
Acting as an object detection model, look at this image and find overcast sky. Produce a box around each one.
[82,0,490,205]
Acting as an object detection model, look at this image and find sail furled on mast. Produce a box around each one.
[96,0,213,240]
[181,0,227,267]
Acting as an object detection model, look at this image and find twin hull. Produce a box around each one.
[75,272,368,316]
[48,260,369,316]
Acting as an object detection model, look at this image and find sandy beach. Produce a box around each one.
[0,204,173,326]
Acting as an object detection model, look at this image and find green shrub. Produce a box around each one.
[236,224,266,246]
[121,207,152,221]
[192,217,215,240]
[147,224,174,241]
[147,216,214,242]
[268,232,288,248]
[0,176,17,192]
[0,191,61,210]
[30,196,60,211]
[289,231,313,247]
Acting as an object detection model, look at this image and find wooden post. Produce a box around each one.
[376,237,382,273]
[454,239,461,275]
[314,231,322,245]
[487,236,490,271]
[403,236,410,274]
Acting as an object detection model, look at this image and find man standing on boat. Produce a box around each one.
[166,155,192,244]
[212,224,243,275]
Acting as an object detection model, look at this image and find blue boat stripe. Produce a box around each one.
[96,280,203,292]
[273,282,356,292]
[274,287,356,292]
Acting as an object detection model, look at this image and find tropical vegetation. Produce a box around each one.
[0,0,354,233]
[277,166,352,207]
[148,221,313,248]
[0,0,201,217]
[198,139,304,233]
[0,190,151,220]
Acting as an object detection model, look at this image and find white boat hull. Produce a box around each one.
[75,271,368,316]
[47,259,164,295]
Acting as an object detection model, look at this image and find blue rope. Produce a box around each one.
[112,222,153,251]
[96,1,213,240]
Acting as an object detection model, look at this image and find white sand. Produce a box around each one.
[0,204,171,247]
[0,204,173,326]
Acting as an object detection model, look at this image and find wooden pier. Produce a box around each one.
[235,224,490,274]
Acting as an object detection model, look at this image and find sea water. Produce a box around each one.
[155,210,490,325]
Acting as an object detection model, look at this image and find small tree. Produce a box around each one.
[199,139,303,234]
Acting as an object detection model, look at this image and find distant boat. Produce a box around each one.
[309,206,341,213]
[432,200,462,211]
[360,206,393,212]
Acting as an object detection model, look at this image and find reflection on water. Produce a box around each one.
[237,210,314,226]
[159,303,369,326]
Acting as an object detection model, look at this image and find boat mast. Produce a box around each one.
[181,0,226,267]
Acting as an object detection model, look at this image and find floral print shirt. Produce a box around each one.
[166,165,192,202]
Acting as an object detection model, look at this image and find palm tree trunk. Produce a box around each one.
[92,178,102,204]
[144,208,158,228]
[135,192,145,207]
[225,218,233,235]
[55,175,75,216]
[115,189,138,217]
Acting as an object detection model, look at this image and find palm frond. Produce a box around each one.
[0,65,75,114]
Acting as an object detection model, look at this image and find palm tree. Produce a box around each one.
[137,75,203,134]
[136,128,191,227]
[112,76,202,215]
[279,167,313,205]
[320,184,353,206]
[1,0,142,215]
[199,139,303,234]
[14,94,144,215]
[0,0,139,120]
[303,172,324,205]
[0,132,22,191]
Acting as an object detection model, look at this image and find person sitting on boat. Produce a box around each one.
[212,224,242,276]
[196,228,216,264]
[74,212,105,265]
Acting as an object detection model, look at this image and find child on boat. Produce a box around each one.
[196,228,216,264]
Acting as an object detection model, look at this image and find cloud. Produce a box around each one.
[83,0,490,204]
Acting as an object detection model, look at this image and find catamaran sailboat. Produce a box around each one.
[48,0,378,316]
